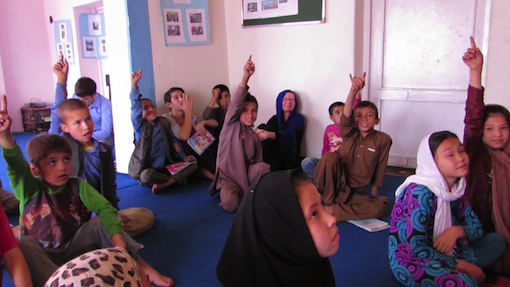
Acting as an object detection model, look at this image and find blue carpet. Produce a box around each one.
[2,133,405,287]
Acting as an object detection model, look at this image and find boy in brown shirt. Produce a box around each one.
[314,73,392,221]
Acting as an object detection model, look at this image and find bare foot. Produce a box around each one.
[137,257,174,286]
[152,184,166,194]
[201,168,215,180]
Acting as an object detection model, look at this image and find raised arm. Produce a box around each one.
[0,95,15,149]
[462,37,485,154]
[463,36,483,89]
[49,55,69,134]
[130,69,144,142]
[225,56,255,125]
[178,93,194,140]
[343,72,366,118]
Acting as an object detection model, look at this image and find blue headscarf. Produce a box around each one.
[276,90,305,164]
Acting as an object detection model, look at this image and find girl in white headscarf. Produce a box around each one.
[388,131,505,287]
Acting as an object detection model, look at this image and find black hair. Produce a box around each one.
[26,134,72,168]
[291,170,313,201]
[164,87,185,103]
[75,77,97,98]
[213,84,230,95]
[245,93,258,107]
[354,101,379,119]
[483,104,510,126]
[328,102,345,116]
[429,131,458,157]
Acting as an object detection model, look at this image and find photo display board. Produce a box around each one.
[242,0,325,27]
[54,19,76,64]
[160,0,210,46]
[79,13,107,59]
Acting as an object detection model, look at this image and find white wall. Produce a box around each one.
[0,1,55,132]
[486,0,510,109]
[224,0,356,158]
[148,0,230,117]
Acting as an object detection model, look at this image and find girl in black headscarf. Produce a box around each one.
[216,169,340,286]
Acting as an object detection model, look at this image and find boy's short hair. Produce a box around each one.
[75,77,97,98]
[57,99,89,123]
[26,134,72,167]
[354,101,379,119]
[245,93,258,107]
[213,84,230,95]
[484,104,510,126]
[328,102,345,115]
[164,87,185,103]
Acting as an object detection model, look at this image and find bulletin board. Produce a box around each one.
[54,20,76,64]
[242,0,325,27]
[160,0,210,46]
[79,13,108,59]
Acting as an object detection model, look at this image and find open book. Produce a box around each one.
[347,218,390,232]
[187,130,216,155]
[165,161,193,175]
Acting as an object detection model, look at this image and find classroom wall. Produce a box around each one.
[147,0,230,117]
[224,1,356,158]
[486,0,510,109]
[0,1,55,132]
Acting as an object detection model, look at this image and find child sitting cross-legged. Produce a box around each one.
[208,56,271,212]
[128,69,198,194]
[0,95,173,287]
[49,55,118,208]
[313,73,392,221]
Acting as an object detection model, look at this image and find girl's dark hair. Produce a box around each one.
[292,170,313,199]
[429,131,458,156]
[245,93,258,107]
[483,104,510,126]
[213,84,230,95]
[163,87,185,103]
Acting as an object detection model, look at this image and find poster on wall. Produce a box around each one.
[54,20,75,64]
[160,0,210,46]
[242,0,298,20]
[79,13,107,59]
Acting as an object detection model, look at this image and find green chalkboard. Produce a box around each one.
[242,0,325,27]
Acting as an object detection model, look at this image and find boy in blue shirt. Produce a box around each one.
[49,56,118,208]
[49,55,113,146]
[129,69,198,194]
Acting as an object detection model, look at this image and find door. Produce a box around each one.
[365,0,491,168]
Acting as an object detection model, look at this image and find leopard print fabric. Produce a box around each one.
[44,247,142,287]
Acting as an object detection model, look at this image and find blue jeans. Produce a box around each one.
[472,232,505,269]
[301,157,320,179]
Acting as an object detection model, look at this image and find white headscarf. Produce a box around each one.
[395,133,466,248]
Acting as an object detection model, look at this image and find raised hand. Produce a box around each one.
[131,69,143,88]
[181,93,193,114]
[462,37,483,71]
[195,121,207,134]
[244,55,255,77]
[212,87,220,100]
[0,95,12,134]
[350,72,366,92]
[53,54,69,84]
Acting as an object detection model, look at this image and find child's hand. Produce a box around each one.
[456,259,486,283]
[53,54,69,83]
[349,72,366,92]
[433,225,464,254]
[0,95,12,134]
[181,93,193,114]
[131,69,142,88]
[183,155,196,162]
[255,128,273,141]
[195,121,207,134]
[462,37,483,71]
[212,88,220,99]
[244,55,255,78]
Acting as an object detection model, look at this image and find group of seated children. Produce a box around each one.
[0,92,174,286]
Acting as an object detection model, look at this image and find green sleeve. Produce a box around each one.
[2,144,39,217]
[78,180,123,237]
